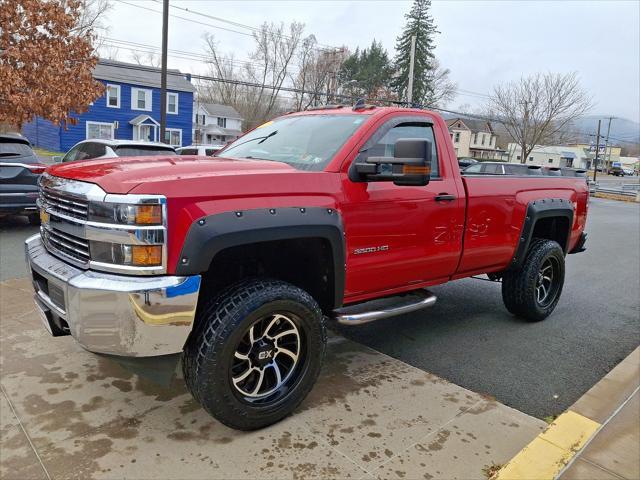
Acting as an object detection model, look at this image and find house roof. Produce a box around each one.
[447,117,493,134]
[201,124,243,136]
[95,59,196,93]
[199,102,243,120]
[129,114,159,126]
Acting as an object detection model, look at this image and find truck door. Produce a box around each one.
[340,116,464,301]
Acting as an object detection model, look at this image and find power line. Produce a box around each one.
[100,36,493,103]
[91,60,639,146]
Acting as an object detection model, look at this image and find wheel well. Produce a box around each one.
[199,237,336,314]
[531,216,571,252]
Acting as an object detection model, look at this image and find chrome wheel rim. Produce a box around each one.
[230,313,301,400]
[536,258,557,306]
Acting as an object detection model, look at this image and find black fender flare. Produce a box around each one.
[509,198,574,269]
[175,207,345,307]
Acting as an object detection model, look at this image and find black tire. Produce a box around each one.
[182,278,326,430]
[28,213,40,225]
[501,238,565,322]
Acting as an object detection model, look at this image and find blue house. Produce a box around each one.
[23,59,195,152]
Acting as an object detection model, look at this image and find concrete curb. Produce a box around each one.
[494,347,640,480]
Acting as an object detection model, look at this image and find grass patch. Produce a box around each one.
[543,414,558,424]
[34,147,63,157]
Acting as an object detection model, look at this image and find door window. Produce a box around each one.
[361,123,439,177]
[482,163,500,174]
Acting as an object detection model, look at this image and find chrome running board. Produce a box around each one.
[333,290,437,325]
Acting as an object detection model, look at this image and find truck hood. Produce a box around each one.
[46,155,296,194]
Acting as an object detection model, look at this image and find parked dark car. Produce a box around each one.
[0,133,46,224]
[463,162,544,175]
[609,166,625,177]
[458,157,478,170]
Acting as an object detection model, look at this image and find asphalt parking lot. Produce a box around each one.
[1,197,639,422]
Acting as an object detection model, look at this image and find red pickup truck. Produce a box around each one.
[25,106,588,430]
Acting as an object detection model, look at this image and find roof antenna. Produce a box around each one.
[353,98,366,110]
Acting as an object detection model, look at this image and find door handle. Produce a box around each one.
[435,193,456,202]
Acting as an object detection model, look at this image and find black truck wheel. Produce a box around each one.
[501,238,565,322]
[182,278,326,430]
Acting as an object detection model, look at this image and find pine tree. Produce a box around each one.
[392,0,439,105]
[338,41,392,99]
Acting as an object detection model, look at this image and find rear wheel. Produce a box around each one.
[182,279,326,430]
[502,238,565,321]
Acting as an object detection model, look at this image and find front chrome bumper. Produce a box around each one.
[25,234,201,357]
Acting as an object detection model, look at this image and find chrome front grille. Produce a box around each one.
[41,188,89,220]
[42,227,90,264]
[37,173,167,275]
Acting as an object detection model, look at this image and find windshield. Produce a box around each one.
[220,114,367,171]
[115,146,176,157]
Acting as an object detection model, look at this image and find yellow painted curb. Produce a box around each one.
[495,410,600,480]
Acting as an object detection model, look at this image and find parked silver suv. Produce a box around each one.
[59,139,176,162]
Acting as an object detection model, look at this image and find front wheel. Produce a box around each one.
[501,238,565,321]
[182,279,326,430]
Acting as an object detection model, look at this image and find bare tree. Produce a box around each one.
[423,58,457,108]
[292,37,347,110]
[488,72,592,163]
[201,23,304,129]
[131,51,161,68]
[73,0,111,36]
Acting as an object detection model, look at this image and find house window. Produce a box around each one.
[86,121,114,140]
[454,132,460,143]
[481,134,486,146]
[217,117,227,128]
[195,113,206,125]
[471,133,476,144]
[529,157,534,162]
[548,158,553,163]
[106,84,120,108]
[516,155,521,160]
[132,88,152,111]
[167,93,178,114]
[165,128,182,146]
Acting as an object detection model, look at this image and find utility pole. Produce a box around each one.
[407,35,416,104]
[601,116,614,172]
[159,0,169,144]
[593,119,601,182]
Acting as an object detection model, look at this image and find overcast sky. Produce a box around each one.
[101,0,640,122]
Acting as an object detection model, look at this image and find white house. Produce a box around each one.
[506,143,590,169]
[192,102,244,145]
[446,118,505,159]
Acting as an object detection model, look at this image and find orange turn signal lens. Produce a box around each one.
[402,165,431,175]
[131,245,162,266]
[135,205,162,225]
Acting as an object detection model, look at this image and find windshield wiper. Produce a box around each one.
[227,130,278,151]
[257,130,278,144]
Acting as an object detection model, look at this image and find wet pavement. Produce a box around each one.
[0,276,546,480]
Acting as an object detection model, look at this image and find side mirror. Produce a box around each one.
[52,156,63,163]
[352,138,432,186]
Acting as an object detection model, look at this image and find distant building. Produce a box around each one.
[192,102,244,145]
[22,59,195,152]
[567,143,622,172]
[446,118,505,159]
[506,144,590,169]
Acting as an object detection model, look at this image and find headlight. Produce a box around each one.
[88,202,163,225]
[90,241,163,267]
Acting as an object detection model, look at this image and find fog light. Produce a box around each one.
[132,245,162,266]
